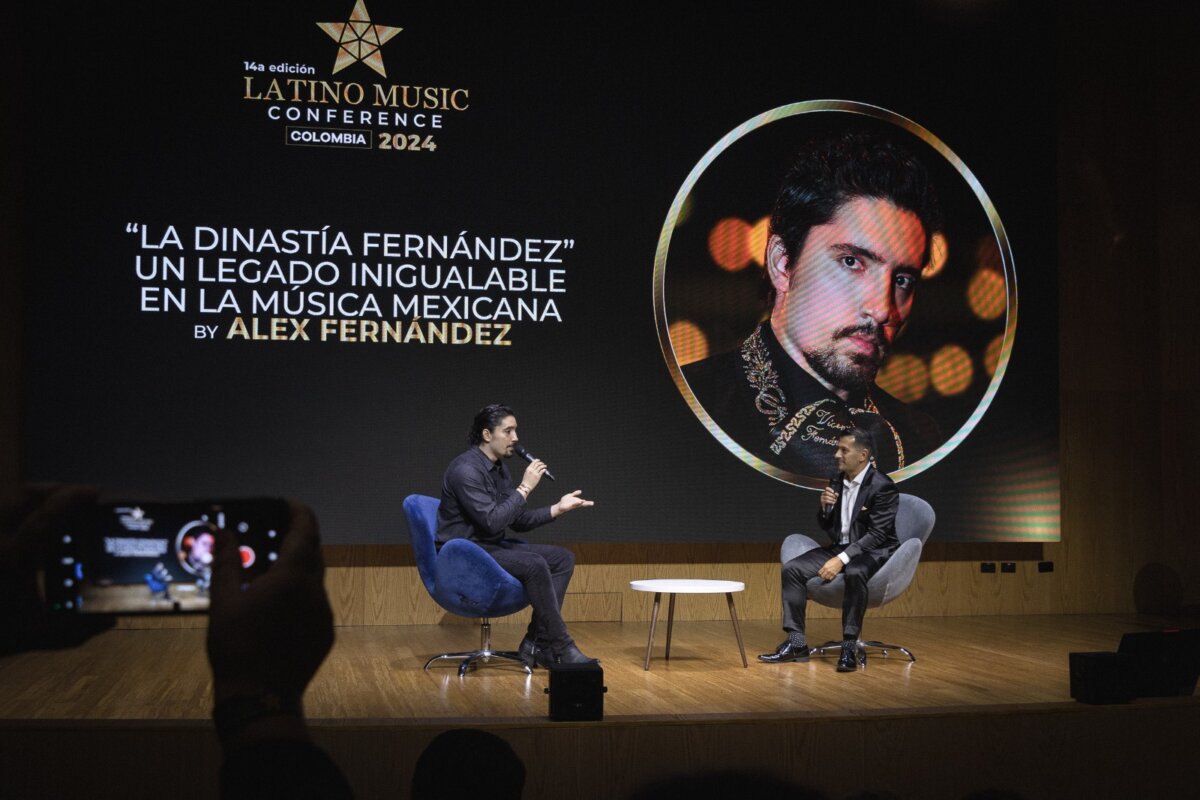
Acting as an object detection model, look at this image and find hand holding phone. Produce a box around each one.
[2,484,109,653]
[207,501,334,711]
[42,497,289,615]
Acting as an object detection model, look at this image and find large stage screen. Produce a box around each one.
[17,2,1058,543]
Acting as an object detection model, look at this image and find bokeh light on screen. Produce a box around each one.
[984,333,1004,377]
[922,231,949,278]
[875,352,929,403]
[678,193,695,227]
[968,267,1006,320]
[976,232,1003,273]
[749,215,771,267]
[930,344,973,395]
[669,319,710,365]
[707,217,753,271]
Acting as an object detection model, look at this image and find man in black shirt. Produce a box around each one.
[438,403,595,666]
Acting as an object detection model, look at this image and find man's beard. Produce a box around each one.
[803,324,888,393]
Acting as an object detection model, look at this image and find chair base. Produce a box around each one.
[422,618,533,677]
[809,639,916,668]
[424,649,532,678]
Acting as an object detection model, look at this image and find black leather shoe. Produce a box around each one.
[836,641,860,672]
[536,641,597,667]
[517,636,539,668]
[758,641,810,663]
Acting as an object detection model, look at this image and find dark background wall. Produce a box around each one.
[3,2,1198,619]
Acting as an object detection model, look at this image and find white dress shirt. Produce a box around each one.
[836,466,871,565]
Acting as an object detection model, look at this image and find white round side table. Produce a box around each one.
[629,579,748,670]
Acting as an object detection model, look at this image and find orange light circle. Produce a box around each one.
[669,320,710,365]
[707,217,753,272]
[967,267,1006,320]
[976,233,1003,274]
[748,215,772,267]
[677,194,695,227]
[930,344,974,396]
[875,352,929,404]
[984,333,1004,377]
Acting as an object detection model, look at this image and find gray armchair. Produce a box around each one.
[780,492,935,664]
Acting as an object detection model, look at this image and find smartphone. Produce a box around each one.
[41,497,289,614]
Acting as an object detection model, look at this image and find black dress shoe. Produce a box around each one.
[836,641,860,672]
[517,636,539,668]
[536,641,597,667]
[758,641,810,663]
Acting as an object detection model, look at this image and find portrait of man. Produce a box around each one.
[682,129,945,478]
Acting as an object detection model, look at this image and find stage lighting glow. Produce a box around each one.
[875,352,929,403]
[668,319,710,365]
[968,267,1006,320]
[976,233,1003,273]
[930,344,973,396]
[984,333,1003,377]
[922,231,949,278]
[749,215,771,267]
[707,217,753,272]
[678,193,695,226]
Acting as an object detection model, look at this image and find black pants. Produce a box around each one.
[781,545,889,639]
[477,540,575,648]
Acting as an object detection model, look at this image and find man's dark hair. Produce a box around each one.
[839,426,875,456]
[764,129,943,307]
[469,403,516,445]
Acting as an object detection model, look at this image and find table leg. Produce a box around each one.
[726,592,748,668]
[664,593,676,661]
[643,592,662,671]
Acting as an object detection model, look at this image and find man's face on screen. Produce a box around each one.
[481,415,519,461]
[768,196,926,395]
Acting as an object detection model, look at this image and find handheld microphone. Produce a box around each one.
[513,444,556,481]
[823,473,840,510]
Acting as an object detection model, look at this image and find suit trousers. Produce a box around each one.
[781,545,890,639]
[477,540,575,648]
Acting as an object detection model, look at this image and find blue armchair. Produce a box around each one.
[780,492,935,664]
[403,494,532,676]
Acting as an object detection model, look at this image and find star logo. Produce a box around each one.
[317,0,402,78]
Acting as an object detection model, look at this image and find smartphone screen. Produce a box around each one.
[42,498,288,614]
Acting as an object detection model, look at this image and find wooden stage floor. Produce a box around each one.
[2,613,1194,722]
[3,614,1198,799]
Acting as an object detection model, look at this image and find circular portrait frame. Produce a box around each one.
[653,100,1017,489]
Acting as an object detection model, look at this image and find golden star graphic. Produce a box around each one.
[317,0,402,78]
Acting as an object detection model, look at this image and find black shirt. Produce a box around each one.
[682,322,942,478]
[437,447,554,545]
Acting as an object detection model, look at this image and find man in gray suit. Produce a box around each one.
[758,427,899,671]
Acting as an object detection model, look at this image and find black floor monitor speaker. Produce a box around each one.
[1117,628,1200,697]
[1071,628,1200,705]
[1069,651,1135,705]
[545,662,606,721]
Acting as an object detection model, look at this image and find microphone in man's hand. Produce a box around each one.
[824,473,840,507]
[513,444,556,481]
